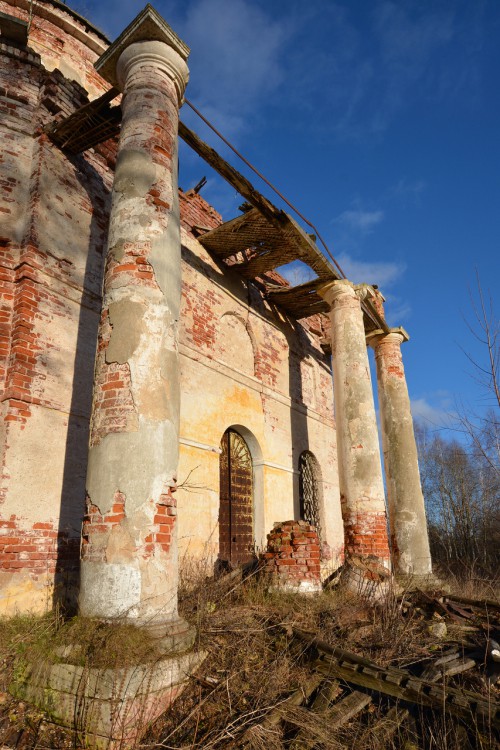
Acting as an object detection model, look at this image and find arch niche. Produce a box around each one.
[298,450,324,542]
[219,426,262,566]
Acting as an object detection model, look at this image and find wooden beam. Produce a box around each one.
[266,280,329,319]
[292,631,500,729]
[179,120,281,225]
[314,655,499,728]
[199,208,278,259]
[46,88,121,153]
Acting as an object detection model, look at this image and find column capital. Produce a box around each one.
[366,326,409,349]
[95,5,190,102]
[317,278,377,308]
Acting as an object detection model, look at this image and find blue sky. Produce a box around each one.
[74,0,499,433]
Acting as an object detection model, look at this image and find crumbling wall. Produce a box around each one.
[262,520,322,593]
[0,0,109,98]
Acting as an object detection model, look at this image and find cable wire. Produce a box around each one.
[184,98,346,279]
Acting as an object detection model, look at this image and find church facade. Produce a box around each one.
[0,0,431,617]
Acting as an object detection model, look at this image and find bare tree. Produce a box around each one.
[456,273,500,474]
[417,425,499,576]
[416,274,499,580]
[461,270,499,408]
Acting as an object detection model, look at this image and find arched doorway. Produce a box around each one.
[219,428,254,566]
[299,450,322,541]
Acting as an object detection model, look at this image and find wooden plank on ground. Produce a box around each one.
[314,655,500,729]
[261,674,323,729]
[284,691,370,750]
[327,691,372,727]
[289,680,342,750]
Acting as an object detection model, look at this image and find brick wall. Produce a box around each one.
[179,190,222,234]
[0,6,113,613]
[262,520,322,593]
[343,508,391,563]
[0,0,109,98]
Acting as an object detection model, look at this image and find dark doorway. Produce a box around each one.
[219,428,254,566]
[299,450,322,541]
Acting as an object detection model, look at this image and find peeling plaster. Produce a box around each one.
[150,228,180,306]
[106,524,137,565]
[110,239,126,262]
[128,306,180,422]
[106,298,146,364]
[80,561,141,619]
[113,149,156,199]
[86,416,178,515]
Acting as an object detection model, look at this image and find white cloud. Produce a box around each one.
[283,0,476,139]
[182,0,290,129]
[336,253,405,289]
[375,2,454,65]
[391,178,427,203]
[180,101,245,142]
[411,397,453,428]
[80,0,290,139]
[277,260,317,287]
[383,296,411,323]
[334,209,384,233]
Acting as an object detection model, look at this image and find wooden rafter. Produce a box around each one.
[46,95,389,329]
[46,87,121,153]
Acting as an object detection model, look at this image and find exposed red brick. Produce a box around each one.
[261,521,322,589]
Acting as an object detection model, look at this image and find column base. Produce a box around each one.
[268,579,323,596]
[395,572,448,593]
[341,556,396,601]
[11,648,206,749]
[143,616,196,654]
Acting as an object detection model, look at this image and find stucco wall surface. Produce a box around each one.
[176,222,342,570]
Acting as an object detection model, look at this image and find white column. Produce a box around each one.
[79,12,193,651]
[318,280,391,567]
[368,328,432,576]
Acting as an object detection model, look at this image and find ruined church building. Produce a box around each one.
[0,0,432,618]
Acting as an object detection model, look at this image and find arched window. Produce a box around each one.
[219,429,254,566]
[298,451,322,541]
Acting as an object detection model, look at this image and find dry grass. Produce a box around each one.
[0,566,498,749]
[145,567,490,750]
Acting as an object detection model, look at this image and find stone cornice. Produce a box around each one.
[366,326,410,348]
[95,4,189,91]
[317,278,377,308]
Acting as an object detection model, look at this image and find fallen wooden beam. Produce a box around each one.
[444,595,500,613]
[239,674,323,748]
[285,690,370,750]
[314,655,499,729]
[293,628,500,729]
[358,705,410,747]
[261,674,323,729]
[422,656,477,683]
[326,691,372,727]
[289,679,342,749]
